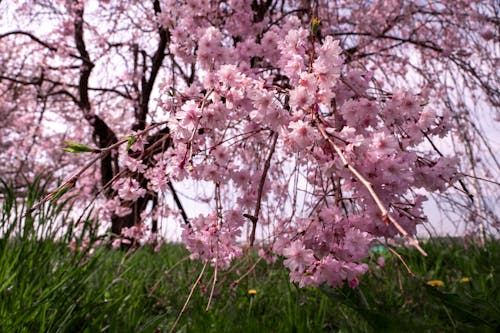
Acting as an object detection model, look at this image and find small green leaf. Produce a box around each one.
[125,135,138,151]
[63,141,95,153]
[311,18,321,35]
[51,182,75,205]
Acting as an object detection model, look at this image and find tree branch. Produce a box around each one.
[246,131,278,247]
[314,112,427,256]
[132,0,169,131]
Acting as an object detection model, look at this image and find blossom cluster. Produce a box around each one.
[117,3,458,287]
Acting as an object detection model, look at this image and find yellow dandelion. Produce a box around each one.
[247,289,257,295]
[460,277,471,283]
[426,280,444,287]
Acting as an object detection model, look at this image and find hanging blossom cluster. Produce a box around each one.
[96,4,458,287]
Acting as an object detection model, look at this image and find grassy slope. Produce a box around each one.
[0,237,498,333]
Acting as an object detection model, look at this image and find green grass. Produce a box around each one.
[1,177,499,332]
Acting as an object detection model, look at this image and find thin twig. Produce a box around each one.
[460,172,500,186]
[206,182,223,311]
[245,131,279,247]
[170,262,207,333]
[183,89,214,167]
[205,256,218,311]
[314,113,427,256]
[148,255,190,297]
[387,246,416,277]
[25,153,102,214]
[231,257,263,288]
[26,122,167,214]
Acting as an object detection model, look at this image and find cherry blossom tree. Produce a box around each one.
[0,0,498,287]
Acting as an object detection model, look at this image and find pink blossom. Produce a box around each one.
[287,120,313,149]
[282,240,315,273]
[417,108,436,130]
[114,205,132,217]
[313,36,342,89]
[212,145,231,165]
[258,247,277,264]
[280,28,308,53]
[289,86,314,110]
[125,156,146,173]
[368,131,399,157]
[341,228,371,261]
[377,256,386,267]
[121,224,145,240]
[112,178,146,201]
[340,98,378,130]
[111,238,122,249]
[177,100,200,131]
[129,133,149,152]
[145,159,170,192]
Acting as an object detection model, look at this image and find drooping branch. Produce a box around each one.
[314,111,427,256]
[167,181,190,227]
[132,0,169,131]
[245,131,279,247]
[0,31,57,53]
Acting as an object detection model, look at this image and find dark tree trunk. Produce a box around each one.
[112,0,171,236]
[75,0,183,238]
